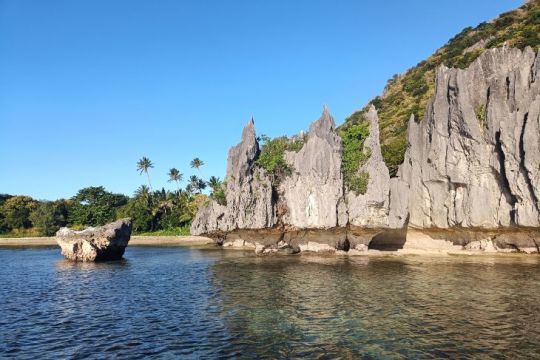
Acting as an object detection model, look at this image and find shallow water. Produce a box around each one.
[0,247,539,359]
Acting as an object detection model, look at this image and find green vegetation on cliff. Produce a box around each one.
[255,134,306,184]
[347,0,540,176]
[339,118,371,195]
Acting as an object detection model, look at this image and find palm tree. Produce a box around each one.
[197,179,207,193]
[136,157,154,191]
[189,175,206,194]
[208,176,226,205]
[190,158,204,176]
[189,175,199,192]
[168,168,183,191]
[207,176,222,192]
[134,185,151,199]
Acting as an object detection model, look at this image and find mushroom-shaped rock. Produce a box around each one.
[56,218,132,262]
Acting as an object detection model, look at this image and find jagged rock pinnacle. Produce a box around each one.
[241,117,256,142]
[309,105,335,138]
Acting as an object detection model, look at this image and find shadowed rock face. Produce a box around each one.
[56,219,132,261]
[192,47,540,254]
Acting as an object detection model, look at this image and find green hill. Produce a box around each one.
[344,0,540,176]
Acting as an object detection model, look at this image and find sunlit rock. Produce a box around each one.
[192,47,540,255]
[56,219,132,262]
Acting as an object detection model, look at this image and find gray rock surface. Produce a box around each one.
[395,46,540,229]
[56,219,132,261]
[280,107,346,228]
[190,119,276,235]
[192,47,540,254]
[346,105,391,227]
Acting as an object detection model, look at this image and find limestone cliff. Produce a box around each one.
[280,107,346,229]
[192,47,540,254]
[190,119,276,235]
[346,106,391,229]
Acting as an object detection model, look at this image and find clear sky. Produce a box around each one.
[0,0,523,200]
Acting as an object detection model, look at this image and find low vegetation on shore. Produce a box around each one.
[0,157,225,237]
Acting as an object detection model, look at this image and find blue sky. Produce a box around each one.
[0,0,523,200]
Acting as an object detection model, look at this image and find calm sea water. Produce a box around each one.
[0,246,539,359]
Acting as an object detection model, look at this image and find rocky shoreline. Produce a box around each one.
[203,227,540,255]
[191,47,540,255]
[2,233,537,256]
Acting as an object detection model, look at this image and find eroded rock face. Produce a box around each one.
[222,120,276,231]
[346,105,391,228]
[395,46,540,229]
[192,47,540,254]
[403,228,540,254]
[56,219,132,261]
[191,109,346,236]
[190,119,276,235]
[280,107,346,228]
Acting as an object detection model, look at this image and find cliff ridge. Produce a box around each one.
[192,46,540,254]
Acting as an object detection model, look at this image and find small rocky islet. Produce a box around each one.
[56,218,132,261]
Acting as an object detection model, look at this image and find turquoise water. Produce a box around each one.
[0,246,539,359]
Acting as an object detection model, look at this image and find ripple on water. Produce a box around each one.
[0,247,539,358]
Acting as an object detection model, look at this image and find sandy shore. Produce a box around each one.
[0,235,215,247]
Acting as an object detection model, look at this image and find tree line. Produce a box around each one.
[0,157,225,237]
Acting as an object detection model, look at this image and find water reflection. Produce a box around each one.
[207,254,540,358]
[0,247,539,359]
[56,258,130,270]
